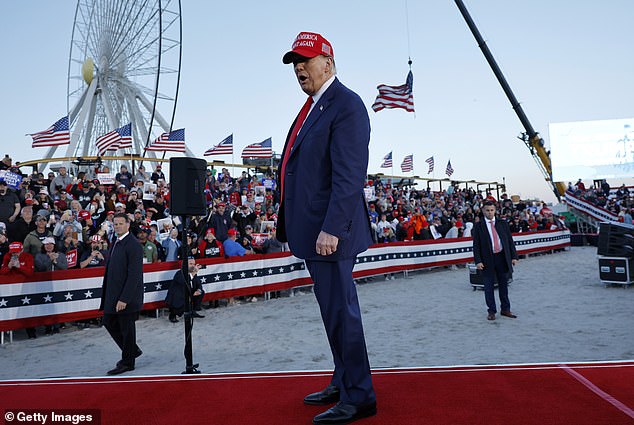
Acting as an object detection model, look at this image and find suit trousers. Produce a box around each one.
[103,312,140,367]
[483,252,511,314]
[305,258,375,406]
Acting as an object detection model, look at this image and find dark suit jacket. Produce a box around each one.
[165,270,204,310]
[472,217,518,273]
[277,78,373,261]
[99,233,144,314]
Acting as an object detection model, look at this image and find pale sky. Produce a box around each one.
[2,1,633,203]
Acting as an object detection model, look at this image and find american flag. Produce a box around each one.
[204,134,233,156]
[371,70,414,113]
[401,154,413,173]
[446,160,454,177]
[145,128,186,152]
[425,156,434,174]
[241,137,272,158]
[95,123,132,156]
[380,152,393,168]
[29,116,71,147]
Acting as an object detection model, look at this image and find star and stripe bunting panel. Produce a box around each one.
[0,230,570,331]
[564,191,619,222]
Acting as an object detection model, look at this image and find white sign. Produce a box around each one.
[97,173,116,185]
[143,182,157,201]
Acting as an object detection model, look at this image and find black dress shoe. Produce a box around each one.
[313,401,377,424]
[169,315,179,323]
[106,364,134,375]
[304,385,340,405]
[117,349,143,367]
[192,312,205,318]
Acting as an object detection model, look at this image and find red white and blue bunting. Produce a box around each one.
[565,191,618,222]
[0,230,570,332]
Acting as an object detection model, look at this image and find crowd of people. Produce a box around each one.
[567,178,634,223]
[365,176,566,243]
[0,153,568,279]
[0,156,285,279]
[0,152,570,339]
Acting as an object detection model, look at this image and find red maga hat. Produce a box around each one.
[282,32,333,64]
[9,242,23,253]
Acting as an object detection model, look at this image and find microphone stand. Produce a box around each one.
[180,215,200,374]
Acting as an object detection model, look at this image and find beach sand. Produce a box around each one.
[1,246,632,380]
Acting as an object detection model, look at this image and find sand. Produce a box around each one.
[1,246,632,380]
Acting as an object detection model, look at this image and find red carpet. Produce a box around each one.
[1,362,633,425]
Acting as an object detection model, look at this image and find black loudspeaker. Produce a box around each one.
[597,222,634,257]
[169,157,207,216]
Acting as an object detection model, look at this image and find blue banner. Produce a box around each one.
[0,170,23,190]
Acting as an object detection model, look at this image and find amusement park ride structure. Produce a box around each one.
[37,0,192,174]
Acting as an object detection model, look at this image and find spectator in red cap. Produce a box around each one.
[78,210,96,240]
[1,242,34,277]
[279,31,376,423]
[198,227,223,258]
[222,228,252,257]
[2,241,36,338]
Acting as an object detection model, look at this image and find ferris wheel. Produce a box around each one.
[41,0,192,172]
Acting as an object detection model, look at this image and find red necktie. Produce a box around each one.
[489,220,502,253]
[280,97,313,199]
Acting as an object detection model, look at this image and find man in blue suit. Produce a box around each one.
[277,32,376,425]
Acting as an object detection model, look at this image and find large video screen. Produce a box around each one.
[549,118,634,182]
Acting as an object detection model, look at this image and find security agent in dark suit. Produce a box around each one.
[99,213,144,375]
[472,201,519,321]
[278,32,376,425]
[165,257,205,323]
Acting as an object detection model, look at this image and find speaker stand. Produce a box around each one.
[179,215,201,374]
